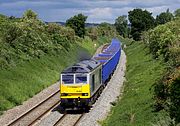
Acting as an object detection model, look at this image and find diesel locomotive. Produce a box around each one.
[60,39,121,110]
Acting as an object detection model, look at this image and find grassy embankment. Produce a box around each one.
[0,36,110,115]
[103,39,167,125]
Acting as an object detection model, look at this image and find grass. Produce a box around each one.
[0,36,109,115]
[102,39,167,126]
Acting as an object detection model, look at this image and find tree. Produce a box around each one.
[114,15,128,37]
[174,8,180,17]
[66,14,87,38]
[98,22,116,37]
[86,27,98,41]
[156,9,174,25]
[23,9,38,20]
[128,9,155,40]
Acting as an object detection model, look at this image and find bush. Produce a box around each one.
[169,69,180,123]
[143,19,180,66]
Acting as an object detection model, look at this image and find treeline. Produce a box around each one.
[0,10,117,69]
[115,8,180,41]
[65,14,116,41]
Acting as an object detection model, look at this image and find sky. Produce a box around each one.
[0,0,179,23]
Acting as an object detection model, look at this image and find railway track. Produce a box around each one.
[7,90,60,126]
[53,113,85,126]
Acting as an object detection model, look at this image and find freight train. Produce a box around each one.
[59,39,121,110]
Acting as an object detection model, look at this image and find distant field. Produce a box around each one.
[0,36,109,115]
[103,39,167,125]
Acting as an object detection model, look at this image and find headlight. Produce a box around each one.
[61,93,68,96]
[82,93,88,96]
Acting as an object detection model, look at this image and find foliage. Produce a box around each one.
[86,22,117,41]
[128,8,155,40]
[22,9,38,20]
[156,9,174,25]
[153,67,180,124]
[143,18,180,124]
[0,10,77,69]
[114,15,128,37]
[143,18,180,66]
[152,115,176,126]
[174,8,180,17]
[66,13,87,38]
[0,14,7,21]
[46,23,75,41]
[169,69,180,123]
[86,27,98,41]
[97,22,117,37]
[103,39,166,126]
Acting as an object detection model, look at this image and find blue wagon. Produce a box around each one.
[94,39,121,83]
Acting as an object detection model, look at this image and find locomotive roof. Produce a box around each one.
[61,59,100,74]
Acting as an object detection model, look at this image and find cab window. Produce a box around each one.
[62,74,74,84]
[75,74,87,84]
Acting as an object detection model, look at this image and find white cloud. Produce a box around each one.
[146,6,169,16]
[88,8,112,19]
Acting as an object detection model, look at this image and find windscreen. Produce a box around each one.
[62,74,74,84]
[75,74,87,84]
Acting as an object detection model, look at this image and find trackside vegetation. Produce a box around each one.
[143,18,180,124]
[0,10,116,115]
[102,39,167,126]
[103,17,179,125]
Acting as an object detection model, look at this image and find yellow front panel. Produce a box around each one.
[60,84,90,98]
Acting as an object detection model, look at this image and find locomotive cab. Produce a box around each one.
[60,73,90,98]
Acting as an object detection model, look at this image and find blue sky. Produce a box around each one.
[0,0,179,23]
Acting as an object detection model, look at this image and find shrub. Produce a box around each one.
[143,19,180,66]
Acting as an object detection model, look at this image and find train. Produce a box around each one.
[59,38,121,110]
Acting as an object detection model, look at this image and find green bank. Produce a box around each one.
[103,39,167,125]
